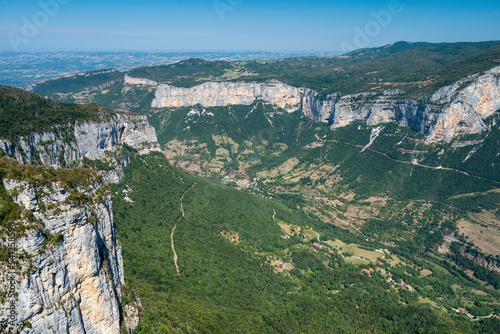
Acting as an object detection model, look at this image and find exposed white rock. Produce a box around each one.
[148,66,500,142]
[152,81,305,112]
[301,94,337,122]
[124,74,158,86]
[0,177,124,333]
[0,111,161,333]
[0,113,160,167]
[3,180,39,211]
[426,66,500,142]
[362,126,384,152]
[123,304,140,333]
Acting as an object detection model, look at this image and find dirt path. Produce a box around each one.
[180,183,197,217]
[170,223,180,274]
[170,183,197,275]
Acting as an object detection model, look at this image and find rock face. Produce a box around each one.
[0,113,160,167]
[427,66,500,142]
[151,80,305,112]
[1,177,124,334]
[460,245,500,275]
[306,93,439,135]
[0,111,158,333]
[144,66,500,142]
[124,74,157,86]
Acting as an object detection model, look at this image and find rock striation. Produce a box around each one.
[0,113,160,167]
[426,66,500,142]
[144,66,500,142]
[151,80,304,112]
[124,74,157,87]
[1,178,124,333]
[460,245,500,275]
[0,111,158,333]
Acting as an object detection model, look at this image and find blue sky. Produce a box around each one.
[0,0,499,51]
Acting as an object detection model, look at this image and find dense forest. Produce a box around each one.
[0,85,111,140]
[112,153,499,333]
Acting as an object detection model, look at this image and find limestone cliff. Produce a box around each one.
[460,245,500,275]
[0,113,160,167]
[1,176,123,333]
[426,66,500,142]
[143,66,500,142]
[124,74,157,87]
[151,80,305,112]
[0,112,158,333]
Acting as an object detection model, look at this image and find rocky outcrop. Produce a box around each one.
[0,110,158,332]
[152,80,305,112]
[0,113,160,167]
[149,66,500,142]
[123,295,141,334]
[460,245,500,275]
[124,74,157,86]
[149,81,445,137]
[426,66,500,142]
[0,176,124,333]
[313,93,439,134]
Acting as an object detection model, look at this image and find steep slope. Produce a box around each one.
[23,70,124,98]
[25,52,499,226]
[124,41,500,96]
[0,85,160,168]
[0,87,160,333]
[29,41,500,104]
[146,65,500,142]
[6,44,500,331]
[145,102,499,200]
[0,161,123,333]
[0,112,159,168]
[26,43,500,144]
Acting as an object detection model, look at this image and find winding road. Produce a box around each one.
[311,228,320,242]
[327,139,500,185]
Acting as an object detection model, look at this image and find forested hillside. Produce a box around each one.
[0,85,111,140]
[112,152,500,333]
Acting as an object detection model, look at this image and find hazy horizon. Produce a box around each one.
[1,39,500,53]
